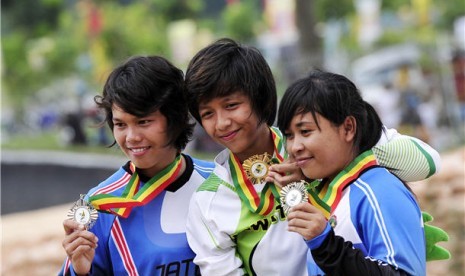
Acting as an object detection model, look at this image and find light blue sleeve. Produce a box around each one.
[350,168,426,275]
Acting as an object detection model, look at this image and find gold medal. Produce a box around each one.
[67,194,98,229]
[242,153,272,185]
[280,180,309,214]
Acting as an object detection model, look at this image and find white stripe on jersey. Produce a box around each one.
[354,179,399,269]
[111,217,139,276]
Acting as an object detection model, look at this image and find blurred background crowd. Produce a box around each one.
[1,0,464,275]
[2,0,464,153]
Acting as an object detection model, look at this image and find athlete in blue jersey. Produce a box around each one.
[59,56,214,275]
[274,70,426,275]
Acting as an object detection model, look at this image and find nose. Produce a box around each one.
[126,126,142,143]
[215,111,232,131]
[288,136,304,156]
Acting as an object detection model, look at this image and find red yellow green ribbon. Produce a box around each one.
[89,154,183,218]
[229,127,284,216]
[307,150,378,219]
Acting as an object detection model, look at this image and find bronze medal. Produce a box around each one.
[67,194,98,229]
[280,180,309,214]
[242,153,272,185]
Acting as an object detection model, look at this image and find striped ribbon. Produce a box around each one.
[229,128,284,216]
[89,155,182,218]
[307,150,378,219]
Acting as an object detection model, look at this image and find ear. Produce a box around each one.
[342,116,356,142]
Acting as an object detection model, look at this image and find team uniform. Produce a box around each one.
[59,154,214,276]
[307,151,426,275]
[186,127,439,276]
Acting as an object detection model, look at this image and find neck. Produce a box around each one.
[139,152,185,179]
[236,125,274,162]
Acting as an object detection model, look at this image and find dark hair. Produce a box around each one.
[277,70,383,154]
[185,38,277,126]
[94,55,193,150]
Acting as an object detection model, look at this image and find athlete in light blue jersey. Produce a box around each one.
[59,56,214,275]
[275,70,427,275]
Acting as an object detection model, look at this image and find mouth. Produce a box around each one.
[295,157,312,167]
[128,146,150,155]
[218,130,239,142]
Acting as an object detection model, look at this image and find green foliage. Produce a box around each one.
[1,0,63,37]
[315,0,354,21]
[434,0,465,29]
[150,0,203,20]
[99,2,170,62]
[222,1,260,42]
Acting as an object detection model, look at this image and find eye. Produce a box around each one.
[226,102,239,108]
[113,122,125,128]
[200,110,213,119]
[283,131,294,140]
[138,119,151,126]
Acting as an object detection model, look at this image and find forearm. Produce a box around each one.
[309,227,410,276]
[374,126,441,181]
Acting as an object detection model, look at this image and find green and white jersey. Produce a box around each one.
[186,148,310,276]
[373,126,440,181]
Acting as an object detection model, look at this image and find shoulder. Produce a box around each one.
[352,167,405,194]
[190,156,215,178]
[86,165,131,197]
[348,167,417,208]
[190,172,242,228]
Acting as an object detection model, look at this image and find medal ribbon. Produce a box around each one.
[229,127,284,216]
[307,150,378,219]
[89,155,183,218]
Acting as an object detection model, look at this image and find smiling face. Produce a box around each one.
[284,112,356,182]
[198,91,272,162]
[112,104,178,177]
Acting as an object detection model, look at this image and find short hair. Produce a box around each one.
[277,70,383,154]
[185,38,277,126]
[94,55,193,150]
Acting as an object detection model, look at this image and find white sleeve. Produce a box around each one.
[372,126,441,182]
[186,192,245,276]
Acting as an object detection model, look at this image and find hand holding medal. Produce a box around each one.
[279,180,309,214]
[67,194,98,230]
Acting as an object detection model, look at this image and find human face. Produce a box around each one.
[198,91,271,161]
[112,104,178,177]
[284,112,356,182]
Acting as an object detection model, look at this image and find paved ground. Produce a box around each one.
[1,150,126,215]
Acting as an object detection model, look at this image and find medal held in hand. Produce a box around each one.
[280,180,309,214]
[242,153,273,185]
[67,194,98,229]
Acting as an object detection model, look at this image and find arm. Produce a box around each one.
[60,215,114,275]
[309,225,409,276]
[60,220,97,276]
[373,126,441,182]
[186,193,245,276]
[288,203,408,276]
[346,172,426,275]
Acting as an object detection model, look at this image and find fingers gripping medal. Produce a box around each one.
[243,153,272,185]
[67,194,98,229]
[280,180,309,214]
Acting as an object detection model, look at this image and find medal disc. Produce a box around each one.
[67,194,98,229]
[280,180,309,214]
[242,153,272,185]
